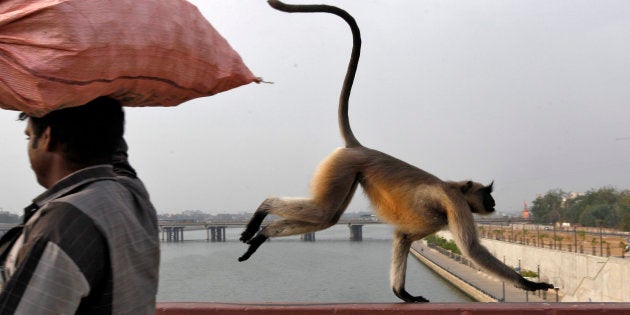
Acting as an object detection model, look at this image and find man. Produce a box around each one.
[0,97,160,314]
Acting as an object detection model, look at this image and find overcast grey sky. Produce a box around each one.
[1,0,628,216]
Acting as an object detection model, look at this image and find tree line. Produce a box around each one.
[530,187,630,231]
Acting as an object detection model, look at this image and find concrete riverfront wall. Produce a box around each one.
[438,231,630,302]
[409,247,496,302]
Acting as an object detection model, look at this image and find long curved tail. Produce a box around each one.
[268,0,362,147]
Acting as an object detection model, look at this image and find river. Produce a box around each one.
[157,224,472,303]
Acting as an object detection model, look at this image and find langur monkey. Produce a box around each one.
[240,0,554,302]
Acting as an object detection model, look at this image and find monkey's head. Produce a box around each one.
[458,180,495,215]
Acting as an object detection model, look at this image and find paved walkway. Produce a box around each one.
[411,241,558,302]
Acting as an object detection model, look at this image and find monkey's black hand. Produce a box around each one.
[393,288,429,303]
[238,234,268,262]
[517,278,554,291]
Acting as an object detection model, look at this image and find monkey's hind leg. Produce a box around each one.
[391,230,429,303]
[238,197,344,262]
[238,219,329,262]
[238,233,268,262]
[239,197,326,244]
[239,148,361,261]
[238,200,274,262]
[240,201,271,243]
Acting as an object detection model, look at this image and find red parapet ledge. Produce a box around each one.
[156,302,630,315]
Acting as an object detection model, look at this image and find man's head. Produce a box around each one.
[20,97,124,186]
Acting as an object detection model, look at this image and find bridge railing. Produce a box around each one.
[155,302,630,315]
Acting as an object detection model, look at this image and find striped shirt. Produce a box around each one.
[0,152,159,314]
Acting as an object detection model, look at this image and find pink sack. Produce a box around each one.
[0,0,259,117]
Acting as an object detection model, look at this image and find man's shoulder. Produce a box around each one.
[51,174,158,237]
[57,178,134,208]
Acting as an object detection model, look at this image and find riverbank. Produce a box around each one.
[410,241,556,302]
[434,230,630,302]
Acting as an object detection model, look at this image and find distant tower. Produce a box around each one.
[521,201,531,219]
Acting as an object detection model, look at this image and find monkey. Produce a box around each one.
[239,0,554,303]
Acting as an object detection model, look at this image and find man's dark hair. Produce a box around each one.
[19,97,125,165]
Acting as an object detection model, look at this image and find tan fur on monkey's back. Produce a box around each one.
[312,147,448,233]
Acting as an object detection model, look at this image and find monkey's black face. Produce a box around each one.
[482,190,496,214]
[470,183,495,215]
[483,182,495,212]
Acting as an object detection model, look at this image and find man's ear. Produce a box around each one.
[41,127,54,151]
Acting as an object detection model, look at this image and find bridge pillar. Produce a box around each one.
[301,232,316,242]
[165,227,169,241]
[349,224,363,241]
[177,227,184,242]
[207,226,227,242]
[217,226,226,242]
[165,227,172,242]
[173,227,180,242]
[163,227,184,242]
[208,227,216,242]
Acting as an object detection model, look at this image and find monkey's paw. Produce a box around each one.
[238,234,269,262]
[240,211,269,243]
[518,278,554,291]
[239,229,256,243]
[393,288,430,303]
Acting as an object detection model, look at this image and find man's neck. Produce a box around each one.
[41,158,91,189]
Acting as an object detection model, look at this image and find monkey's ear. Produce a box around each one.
[461,181,473,193]
[486,181,494,192]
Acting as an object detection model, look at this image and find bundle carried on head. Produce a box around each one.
[0,0,259,117]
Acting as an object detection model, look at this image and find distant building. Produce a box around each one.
[521,201,531,219]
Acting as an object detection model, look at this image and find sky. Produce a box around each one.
[0,0,629,216]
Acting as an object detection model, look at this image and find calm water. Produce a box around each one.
[157,224,472,303]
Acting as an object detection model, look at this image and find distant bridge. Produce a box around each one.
[0,217,530,241]
[158,219,383,242]
[157,216,528,242]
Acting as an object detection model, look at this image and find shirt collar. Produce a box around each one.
[23,165,117,222]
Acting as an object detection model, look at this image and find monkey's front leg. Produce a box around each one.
[391,231,429,303]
